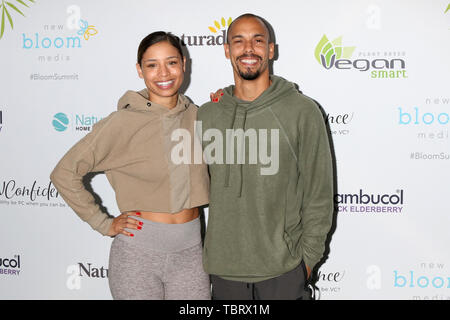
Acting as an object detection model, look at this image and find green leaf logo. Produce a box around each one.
[314,34,355,69]
[1,0,36,40]
[445,3,450,14]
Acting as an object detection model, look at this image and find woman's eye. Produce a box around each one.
[168,61,178,65]
[147,64,157,68]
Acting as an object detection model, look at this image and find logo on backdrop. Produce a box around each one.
[0,179,64,209]
[325,111,354,136]
[0,255,21,276]
[315,34,408,79]
[66,262,108,290]
[0,0,37,40]
[393,262,449,300]
[181,17,232,46]
[398,97,450,161]
[315,269,346,299]
[52,112,103,132]
[335,189,405,214]
[21,5,98,65]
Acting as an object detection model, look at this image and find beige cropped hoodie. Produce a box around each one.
[50,89,210,236]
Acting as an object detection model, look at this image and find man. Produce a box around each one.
[197,13,334,300]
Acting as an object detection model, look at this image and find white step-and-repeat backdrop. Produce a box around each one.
[0,0,449,300]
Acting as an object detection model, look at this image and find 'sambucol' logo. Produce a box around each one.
[335,189,404,214]
[0,255,21,276]
[181,17,232,46]
[315,34,407,79]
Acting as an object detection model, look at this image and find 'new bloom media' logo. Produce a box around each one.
[315,34,407,79]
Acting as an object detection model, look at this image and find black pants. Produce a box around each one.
[211,261,312,300]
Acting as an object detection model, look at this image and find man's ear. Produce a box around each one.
[224,43,230,59]
[136,63,144,79]
[269,42,275,60]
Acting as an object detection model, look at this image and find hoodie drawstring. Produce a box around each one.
[224,102,247,198]
[238,109,247,198]
[224,103,238,188]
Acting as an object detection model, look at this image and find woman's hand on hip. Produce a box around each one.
[108,212,143,237]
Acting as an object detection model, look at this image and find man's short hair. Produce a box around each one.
[226,13,273,44]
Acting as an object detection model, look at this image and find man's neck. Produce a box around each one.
[233,71,271,102]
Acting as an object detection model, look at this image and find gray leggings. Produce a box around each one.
[108,216,211,300]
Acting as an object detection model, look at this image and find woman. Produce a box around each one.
[50,32,211,300]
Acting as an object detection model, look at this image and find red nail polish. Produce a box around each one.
[130,233,134,237]
[136,212,141,216]
[220,92,224,96]
[214,98,218,102]
[137,226,142,230]
[139,221,143,226]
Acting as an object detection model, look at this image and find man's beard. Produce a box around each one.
[236,54,263,80]
[239,68,261,80]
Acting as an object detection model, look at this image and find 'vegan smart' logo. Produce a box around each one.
[315,35,356,69]
[315,34,408,79]
[181,17,232,46]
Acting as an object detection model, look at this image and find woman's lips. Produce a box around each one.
[155,80,175,89]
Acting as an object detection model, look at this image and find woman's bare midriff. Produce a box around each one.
[133,207,199,224]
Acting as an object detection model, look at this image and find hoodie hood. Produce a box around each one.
[219,75,298,115]
[117,89,190,117]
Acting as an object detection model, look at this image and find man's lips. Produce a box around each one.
[238,56,261,67]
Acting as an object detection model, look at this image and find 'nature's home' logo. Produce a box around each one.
[181,17,232,46]
[315,34,407,79]
[52,112,103,133]
[0,0,36,39]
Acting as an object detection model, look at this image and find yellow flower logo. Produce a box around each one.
[208,17,232,33]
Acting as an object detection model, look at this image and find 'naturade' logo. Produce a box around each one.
[181,17,232,46]
[315,34,407,79]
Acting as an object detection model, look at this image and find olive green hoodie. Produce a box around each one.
[197,75,333,282]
